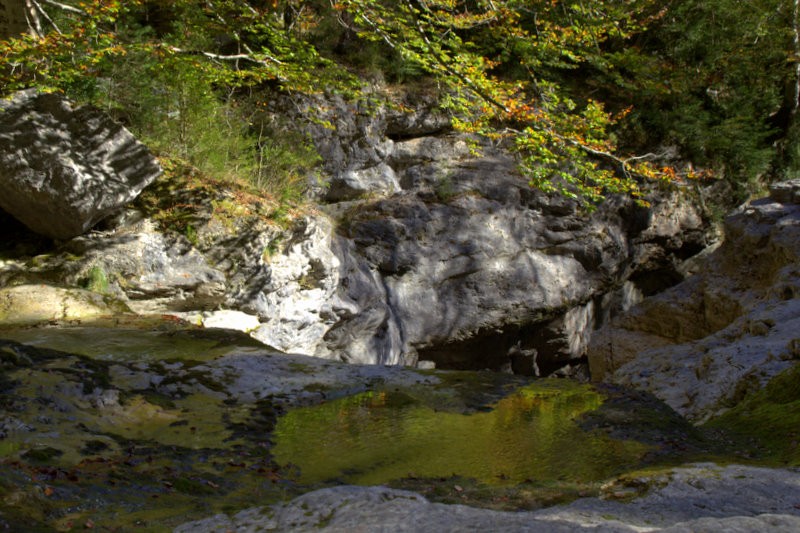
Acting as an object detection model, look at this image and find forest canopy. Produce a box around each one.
[1,0,799,204]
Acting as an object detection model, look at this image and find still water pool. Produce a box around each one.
[272,382,651,486]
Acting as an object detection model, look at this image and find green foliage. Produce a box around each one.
[0,0,327,202]
[96,51,255,183]
[1,0,797,204]
[252,127,320,202]
[433,174,456,203]
[780,120,800,181]
[334,0,674,205]
[184,224,199,247]
[608,0,798,191]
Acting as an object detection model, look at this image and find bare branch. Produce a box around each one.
[31,0,61,34]
[39,0,85,15]
[167,45,283,67]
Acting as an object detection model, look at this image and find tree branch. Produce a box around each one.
[31,0,61,34]
[505,126,663,181]
[39,0,85,15]
[402,0,509,113]
[167,46,283,67]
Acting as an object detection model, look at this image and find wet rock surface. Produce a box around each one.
[0,323,431,530]
[0,321,777,531]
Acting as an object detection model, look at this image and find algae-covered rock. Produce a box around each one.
[0,284,121,326]
[1,325,797,531]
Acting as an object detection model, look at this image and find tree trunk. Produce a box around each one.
[792,0,800,115]
[0,0,41,40]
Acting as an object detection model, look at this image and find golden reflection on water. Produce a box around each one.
[272,382,650,486]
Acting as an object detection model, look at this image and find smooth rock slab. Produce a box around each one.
[0,284,119,326]
[176,464,800,532]
[0,90,161,239]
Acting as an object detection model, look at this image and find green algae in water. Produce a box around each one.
[272,382,651,486]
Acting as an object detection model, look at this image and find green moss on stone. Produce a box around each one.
[705,364,800,465]
[83,265,110,294]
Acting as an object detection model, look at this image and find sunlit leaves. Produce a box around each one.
[331,0,677,205]
[0,0,684,205]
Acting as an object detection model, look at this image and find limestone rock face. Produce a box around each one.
[259,91,713,369]
[59,219,227,314]
[243,217,344,355]
[321,146,709,370]
[0,90,161,239]
[587,179,800,421]
[325,163,401,202]
[0,89,713,371]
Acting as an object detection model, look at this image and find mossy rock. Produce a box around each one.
[704,363,800,465]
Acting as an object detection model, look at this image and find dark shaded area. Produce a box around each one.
[0,207,51,259]
[416,320,585,377]
[580,384,718,462]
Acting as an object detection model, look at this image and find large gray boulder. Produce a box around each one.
[320,145,708,370]
[0,90,161,239]
[246,90,712,369]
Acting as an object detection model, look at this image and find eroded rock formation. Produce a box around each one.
[0,90,713,373]
[587,179,800,421]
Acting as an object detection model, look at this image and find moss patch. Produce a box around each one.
[704,363,800,465]
[0,335,300,531]
[81,265,109,294]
